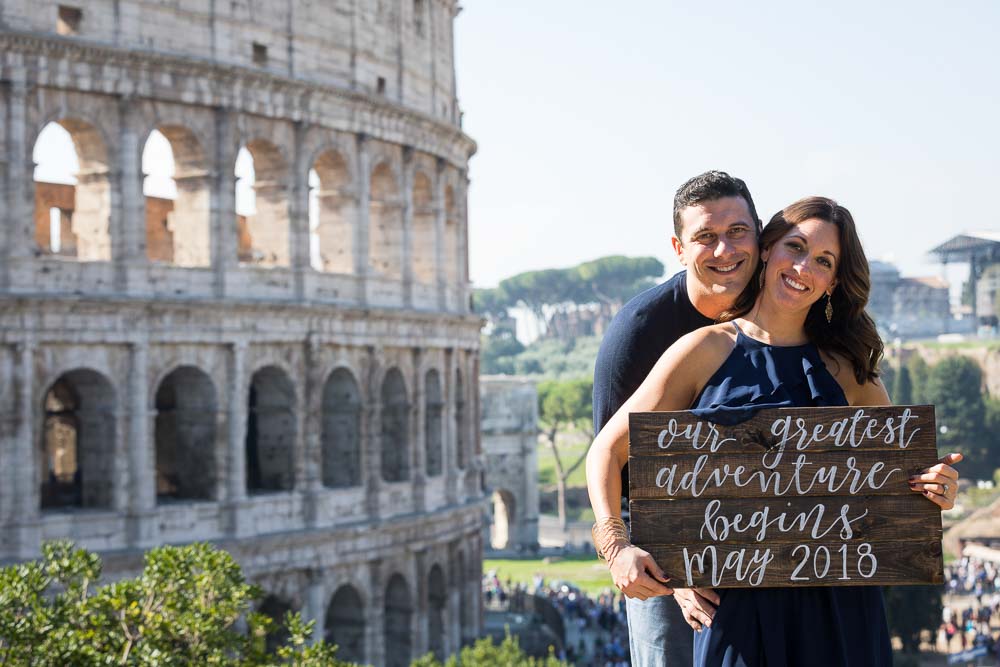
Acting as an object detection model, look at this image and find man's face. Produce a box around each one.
[671,196,759,316]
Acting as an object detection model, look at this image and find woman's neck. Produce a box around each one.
[737,297,810,346]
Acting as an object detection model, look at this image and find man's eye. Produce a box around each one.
[729,228,747,237]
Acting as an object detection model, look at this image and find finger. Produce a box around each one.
[910,471,948,483]
[689,606,715,628]
[921,488,951,509]
[635,572,673,596]
[694,587,721,606]
[910,482,950,496]
[938,452,963,466]
[916,465,960,481]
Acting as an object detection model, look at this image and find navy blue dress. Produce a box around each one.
[689,325,892,667]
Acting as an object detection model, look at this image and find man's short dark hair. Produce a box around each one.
[672,170,760,239]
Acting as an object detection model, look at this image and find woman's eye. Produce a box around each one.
[819,257,832,268]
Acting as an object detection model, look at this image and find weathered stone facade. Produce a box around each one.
[0,2,483,664]
[481,376,539,553]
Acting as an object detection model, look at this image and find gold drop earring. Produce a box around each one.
[825,291,834,323]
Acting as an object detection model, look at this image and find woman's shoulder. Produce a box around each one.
[819,349,890,406]
[673,322,738,357]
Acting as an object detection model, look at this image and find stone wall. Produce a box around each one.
[481,376,539,552]
[0,3,483,664]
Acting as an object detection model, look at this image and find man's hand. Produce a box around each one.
[607,545,673,600]
[674,587,720,632]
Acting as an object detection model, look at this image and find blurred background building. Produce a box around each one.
[0,1,483,664]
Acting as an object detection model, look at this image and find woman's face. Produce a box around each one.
[760,218,840,313]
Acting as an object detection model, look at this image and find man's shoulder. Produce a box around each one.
[607,271,690,336]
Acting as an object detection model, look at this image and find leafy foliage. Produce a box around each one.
[474,256,664,317]
[480,336,602,379]
[413,633,565,667]
[537,378,594,529]
[891,364,912,405]
[923,356,987,467]
[480,332,526,376]
[906,355,930,405]
[0,541,344,666]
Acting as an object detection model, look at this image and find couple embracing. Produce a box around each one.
[585,171,961,666]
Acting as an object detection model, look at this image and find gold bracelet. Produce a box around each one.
[592,517,630,561]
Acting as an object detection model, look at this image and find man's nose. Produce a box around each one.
[714,238,734,257]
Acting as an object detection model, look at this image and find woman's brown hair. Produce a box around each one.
[720,196,884,385]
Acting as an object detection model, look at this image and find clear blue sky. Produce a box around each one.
[455,1,1000,289]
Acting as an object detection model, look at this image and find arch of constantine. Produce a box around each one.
[0,2,483,664]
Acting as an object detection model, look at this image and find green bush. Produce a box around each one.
[0,543,559,666]
[0,541,344,666]
[413,634,564,667]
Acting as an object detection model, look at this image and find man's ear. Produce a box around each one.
[671,236,686,265]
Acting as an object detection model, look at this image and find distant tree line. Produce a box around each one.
[474,256,664,341]
[884,353,1000,473]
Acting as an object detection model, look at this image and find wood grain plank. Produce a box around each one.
[630,495,942,546]
[645,537,943,589]
[629,450,930,500]
[629,405,936,457]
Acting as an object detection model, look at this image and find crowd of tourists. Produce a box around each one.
[941,556,1000,653]
[483,572,630,666]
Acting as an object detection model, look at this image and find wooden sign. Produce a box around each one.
[628,405,943,588]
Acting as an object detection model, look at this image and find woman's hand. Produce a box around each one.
[909,452,962,510]
[674,587,720,632]
[607,545,673,600]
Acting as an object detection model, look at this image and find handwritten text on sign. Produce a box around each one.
[628,406,943,588]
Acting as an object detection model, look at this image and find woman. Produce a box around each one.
[586,196,961,666]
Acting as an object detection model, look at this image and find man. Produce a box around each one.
[591,170,761,666]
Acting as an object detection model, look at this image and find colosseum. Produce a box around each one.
[0,1,483,664]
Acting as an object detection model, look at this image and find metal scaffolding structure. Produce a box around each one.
[929,232,1000,323]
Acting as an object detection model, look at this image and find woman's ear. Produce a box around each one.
[760,247,770,263]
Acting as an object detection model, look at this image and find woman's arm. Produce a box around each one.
[586,327,732,603]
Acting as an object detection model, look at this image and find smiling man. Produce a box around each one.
[590,171,761,666]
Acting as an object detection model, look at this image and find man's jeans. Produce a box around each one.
[626,594,692,666]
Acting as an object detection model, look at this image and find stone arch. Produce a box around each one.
[32,119,112,261]
[246,365,296,493]
[325,584,366,663]
[411,170,436,285]
[455,367,467,470]
[143,125,211,267]
[369,161,403,280]
[154,366,218,502]
[310,149,355,274]
[258,593,295,654]
[443,184,459,285]
[320,367,362,488]
[427,564,447,660]
[40,368,116,510]
[424,368,443,477]
[453,547,468,636]
[490,489,517,550]
[384,574,413,667]
[237,139,290,267]
[380,368,410,482]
